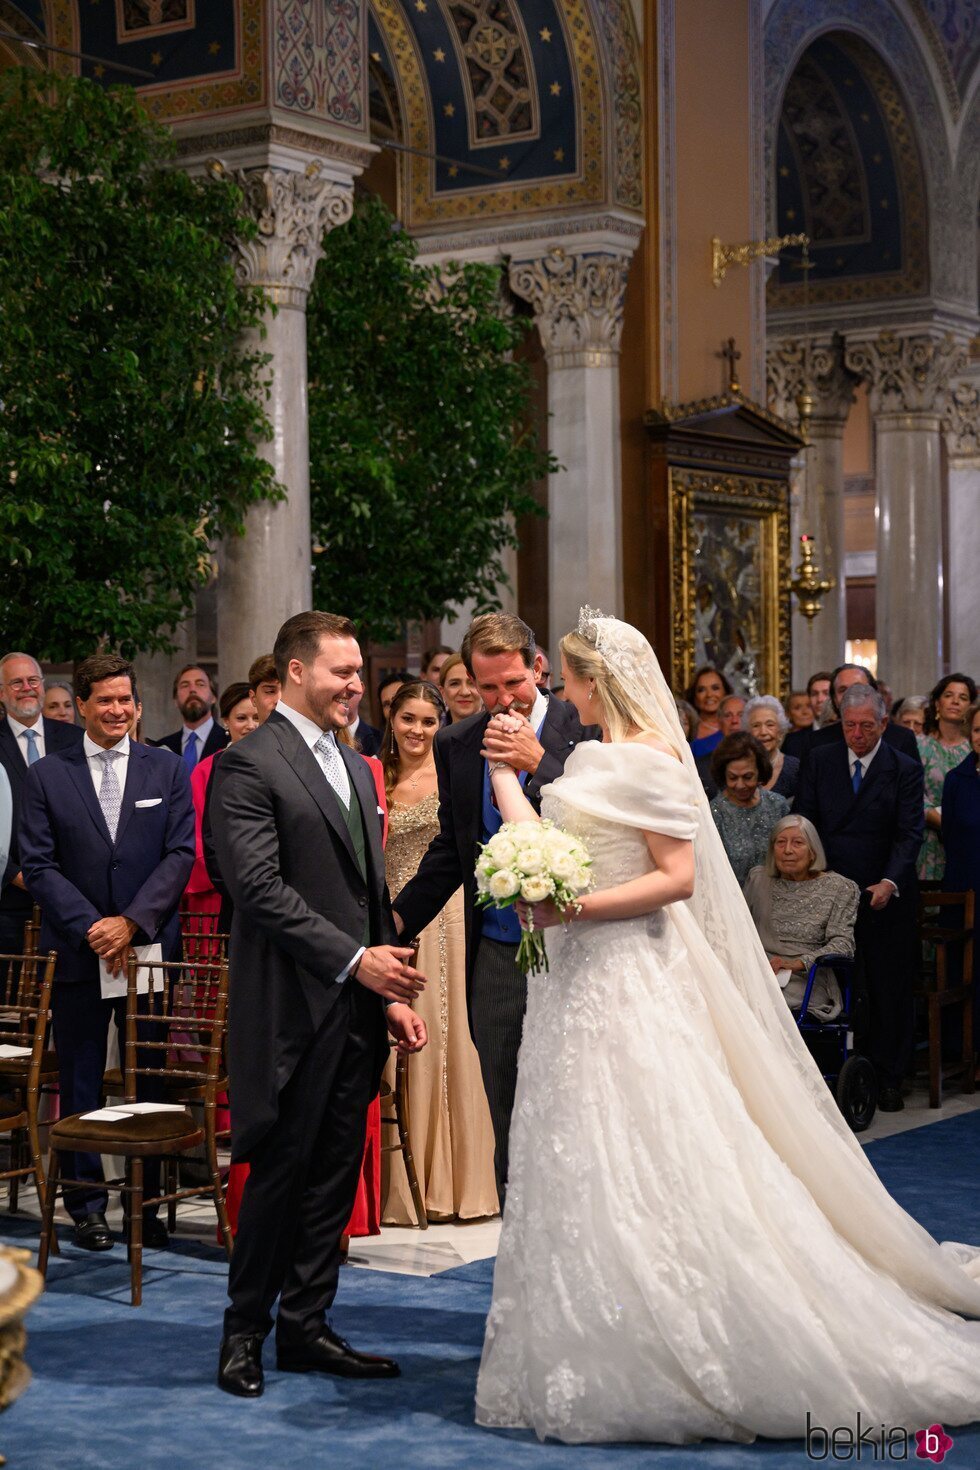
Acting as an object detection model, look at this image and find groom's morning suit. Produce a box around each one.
[395,693,597,1197]
[210,705,393,1345]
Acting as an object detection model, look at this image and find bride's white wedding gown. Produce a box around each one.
[476,740,980,1445]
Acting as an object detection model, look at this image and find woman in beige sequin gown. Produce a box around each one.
[380,682,498,1223]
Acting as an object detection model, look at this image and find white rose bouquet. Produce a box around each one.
[475,819,593,975]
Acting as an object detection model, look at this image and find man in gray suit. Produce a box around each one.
[393,613,598,1202]
[211,611,427,1399]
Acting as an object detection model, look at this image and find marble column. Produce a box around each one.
[509,247,632,647]
[767,337,854,682]
[943,379,980,677]
[845,332,966,695]
[217,166,354,683]
[132,616,196,744]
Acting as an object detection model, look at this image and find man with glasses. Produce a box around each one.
[0,652,83,954]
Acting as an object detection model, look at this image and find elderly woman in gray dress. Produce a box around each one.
[743,694,799,800]
[744,814,860,1021]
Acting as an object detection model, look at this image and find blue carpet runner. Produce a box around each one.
[3,1111,980,1469]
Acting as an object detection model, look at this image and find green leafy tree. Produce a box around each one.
[0,71,280,660]
[307,194,552,642]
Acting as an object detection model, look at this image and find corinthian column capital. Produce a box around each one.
[844,330,966,417]
[766,334,856,427]
[508,247,631,367]
[230,165,354,308]
[943,379,980,463]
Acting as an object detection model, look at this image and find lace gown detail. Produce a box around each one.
[475,742,980,1446]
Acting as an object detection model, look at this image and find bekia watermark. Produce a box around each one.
[806,1413,954,1462]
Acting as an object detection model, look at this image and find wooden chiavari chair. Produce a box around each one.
[38,952,230,1306]
[379,1049,428,1231]
[0,951,57,1215]
[915,888,975,1108]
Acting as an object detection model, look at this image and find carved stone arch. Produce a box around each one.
[764,0,968,307]
[584,0,643,212]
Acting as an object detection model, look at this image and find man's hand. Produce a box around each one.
[354,945,426,1003]
[392,910,405,936]
[866,880,895,911]
[87,915,138,959]
[386,1003,428,1054]
[481,713,544,776]
[10,871,26,891]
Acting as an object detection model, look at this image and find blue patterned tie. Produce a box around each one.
[97,750,123,840]
[851,759,863,796]
[183,731,199,773]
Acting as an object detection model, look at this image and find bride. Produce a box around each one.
[475,609,980,1446]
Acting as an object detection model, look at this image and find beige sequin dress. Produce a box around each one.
[383,793,499,1223]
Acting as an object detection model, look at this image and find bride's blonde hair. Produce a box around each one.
[559,629,681,751]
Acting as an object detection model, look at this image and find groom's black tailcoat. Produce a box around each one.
[211,709,393,1341]
[211,710,392,1161]
[395,697,598,1006]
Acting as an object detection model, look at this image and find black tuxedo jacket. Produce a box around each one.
[394,697,600,1005]
[794,739,924,897]
[210,711,393,1159]
[154,722,229,761]
[785,720,920,767]
[0,715,83,913]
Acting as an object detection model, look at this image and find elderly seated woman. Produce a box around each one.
[744,814,860,1021]
[709,732,790,886]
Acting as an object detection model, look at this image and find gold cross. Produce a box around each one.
[717,337,741,393]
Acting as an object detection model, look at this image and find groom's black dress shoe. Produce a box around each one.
[72,1211,113,1251]
[218,1334,265,1397]
[277,1325,400,1379]
[877,1088,905,1112]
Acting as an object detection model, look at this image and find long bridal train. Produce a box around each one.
[476,618,980,1447]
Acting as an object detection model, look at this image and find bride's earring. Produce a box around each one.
[587,684,595,702]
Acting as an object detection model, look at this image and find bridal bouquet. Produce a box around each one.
[475,820,593,975]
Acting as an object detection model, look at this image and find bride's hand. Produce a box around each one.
[488,711,524,736]
[517,897,566,930]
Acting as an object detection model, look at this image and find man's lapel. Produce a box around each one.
[852,743,890,809]
[112,743,150,850]
[0,722,26,796]
[342,745,382,885]
[63,743,113,849]
[272,716,360,873]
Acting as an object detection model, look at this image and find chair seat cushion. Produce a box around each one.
[51,1109,199,1147]
[0,1051,57,1079]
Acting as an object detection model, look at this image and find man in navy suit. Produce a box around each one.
[393,612,599,1199]
[20,653,195,1250]
[153,663,229,768]
[795,684,924,1110]
[0,651,83,955]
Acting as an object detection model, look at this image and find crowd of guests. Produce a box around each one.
[678,660,980,1112]
[1,627,978,1267]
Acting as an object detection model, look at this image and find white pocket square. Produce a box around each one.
[377,806,385,816]
[134,798,163,808]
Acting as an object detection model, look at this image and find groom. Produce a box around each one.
[211,611,427,1397]
[393,612,598,1201]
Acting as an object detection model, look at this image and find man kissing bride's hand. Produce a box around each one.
[481,710,544,774]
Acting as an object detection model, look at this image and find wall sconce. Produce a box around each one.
[790,535,835,620]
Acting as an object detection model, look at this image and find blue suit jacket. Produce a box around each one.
[794,739,924,898]
[18,740,195,984]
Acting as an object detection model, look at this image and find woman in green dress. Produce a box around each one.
[916,673,976,881]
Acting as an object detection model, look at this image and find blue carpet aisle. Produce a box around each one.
[3,1113,980,1470]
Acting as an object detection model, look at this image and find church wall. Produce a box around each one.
[673,0,755,403]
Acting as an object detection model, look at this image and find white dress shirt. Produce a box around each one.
[7,715,45,765]
[275,700,364,984]
[529,687,549,737]
[83,731,131,800]
[182,715,214,757]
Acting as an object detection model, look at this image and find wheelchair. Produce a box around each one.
[793,954,877,1132]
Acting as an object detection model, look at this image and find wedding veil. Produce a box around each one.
[577,607,980,1310]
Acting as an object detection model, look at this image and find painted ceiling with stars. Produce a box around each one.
[769,32,927,308]
[2,0,641,234]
